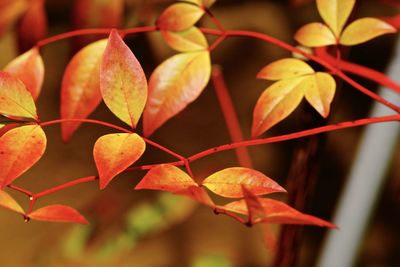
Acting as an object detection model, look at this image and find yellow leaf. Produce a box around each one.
[161,27,208,52]
[294,22,337,47]
[0,190,24,214]
[317,0,356,37]
[157,3,205,32]
[257,58,314,81]
[340,18,397,46]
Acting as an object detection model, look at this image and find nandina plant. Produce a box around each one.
[0,0,399,265]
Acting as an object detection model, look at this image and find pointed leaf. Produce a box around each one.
[144,51,211,136]
[100,29,148,128]
[157,3,205,32]
[252,77,305,137]
[241,185,265,224]
[135,164,198,193]
[4,47,44,100]
[60,39,107,142]
[176,185,215,207]
[0,125,46,188]
[0,71,37,120]
[0,190,24,214]
[202,167,285,198]
[294,22,337,47]
[161,27,208,52]
[316,0,356,36]
[257,58,314,81]
[94,133,146,189]
[340,18,396,46]
[28,205,88,224]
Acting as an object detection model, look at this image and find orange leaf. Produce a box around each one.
[294,22,336,47]
[144,51,211,136]
[252,77,305,137]
[0,71,38,120]
[157,3,205,32]
[28,205,88,224]
[241,185,265,224]
[202,167,285,198]
[161,27,208,52]
[176,185,215,207]
[257,58,314,81]
[0,0,27,37]
[135,164,198,193]
[316,0,355,37]
[0,125,46,189]
[60,39,107,142]
[100,29,148,128]
[340,18,396,46]
[94,133,145,189]
[0,190,24,214]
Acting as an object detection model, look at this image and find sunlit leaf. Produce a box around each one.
[0,125,46,189]
[100,29,148,128]
[257,58,314,81]
[161,27,208,52]
[202,167,285,198]
[4,47,44,100]
[294,22,337,47]
[252,77,305,137]
[340,18,396,46]
[0,71,37,120]
[0,0,27,37]
[144,51,211,136]
[157,3,205,32]
[241,185,265,224]
[28,205,88,224]
[60,39,107,142]
[94,133,146,189]
[316,0,356,37]
[0,190,24,214]
[176,185,215,207]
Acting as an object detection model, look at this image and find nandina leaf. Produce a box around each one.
[381,14,400,30]
[94,133,146,189]
[0,71,38,120]
[0,125,46,189]
[100,29,148,128]
[257,58,314,81]
[161,27,208,52]
[60,39,107,142]
[294,22,337,47]
[4,47,44,100]
[241,185,265,224]
[0,190,24,214]
[176,185,215,207]
[252,77,305,137]
[143,51,211,136]
[157,3,205,32]
[316,0,355,37]
[135,164,198,193]
[340,18,396,46]
[28,205,88,224]
[0,0,27,37]
[202,167,285,198]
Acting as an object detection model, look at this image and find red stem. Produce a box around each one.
[7,184,33,197]
[35,176,97,198]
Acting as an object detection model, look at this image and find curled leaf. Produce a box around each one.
[157,3,205,32]
[28,205,88,224]
[294,22,337,47]
[0,190,24,214]
[257,58,314,81]
[161,27,208,52]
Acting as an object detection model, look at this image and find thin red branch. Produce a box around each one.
[7,184,33,197]
[125,160,185,172]
[35,176,98,198]
[40,118,132,133]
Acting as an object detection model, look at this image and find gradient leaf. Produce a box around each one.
[257,58,314,81]
[94,133,146,189]
[161,27,208,52]
[28,205,88,224]
[176,186,215,207]
[0,190,24,214]
[157,3,205,31]
[294,22,337,47]
[100,29,148,128]
[241,185,265,224]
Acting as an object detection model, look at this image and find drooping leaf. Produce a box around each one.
[157,3,205,32]
[28,205,88,224]
[0,125,46,189]
[340,18,396,46]
[257,58,314,81]
[316,0,356,37]
[100,29,148,128]
[94,133,146,189]
[176,185,215,207]
[0,0,27,37]
[252,77,305,137]
[294,22,337,47]
[161,27,208,52]
[144,51,211,136]
[4,47,44,100]
[0,71,38,120]
[202,167,285,198]
[241,185,265,224]
[60,39,107,142]
[0,190,24,214]
[135,164,198,193]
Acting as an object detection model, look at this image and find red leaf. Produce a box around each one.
[0,190,24,214]
[176,185,215,207]
[28,205,88,224]
[0,125,46,189]
[94,133,146,189]
[157,3,205,32]
[100,29,148,128]
[241,185,265,224]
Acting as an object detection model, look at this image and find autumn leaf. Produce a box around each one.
[28,205,88,224]
[294,22,337,47]
[143,51,211,136]
[0,125,46,189]
[0,190,24,214]
[176,185,215,207]
[4,47,44,100]
[157,3,205,32]
[94,133,146,189]
[161,27,208,52]
[60,39,107,142]
[257,58,314,81]
[100,29,148,128]
[241,185,265,224]
[201,167,285,198]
